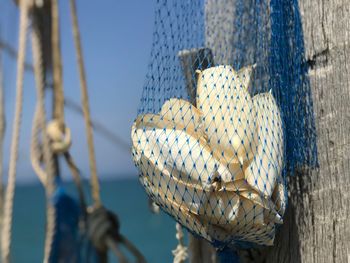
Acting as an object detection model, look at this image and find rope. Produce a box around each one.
[51,0,65,126]
[0,40,33,71]
[32,5,87,261]
[69,0,101,207]
[31,15,57,263]
[1,0,29,261]
[63,152,87,216]
[172,223,188,263]
[46,120,72,154]
[30,105,47,184]
[87,206,147,263]
[117,235,147,263]
[0,44,6,258]
[0,40,131,152]
[64,99,131,152]
[68,6,148,262]
[105,237,128,263]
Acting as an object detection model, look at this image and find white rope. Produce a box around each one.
[30,105,47,185]
[172,223,188,263]
[69,0,101,207]
[0,41,6,259]
[31,15,57,263]
[0,49,5,191]
[1,0,30,261]
[46,120,72,154]
[51,0,65,127]
[0,40,131,152]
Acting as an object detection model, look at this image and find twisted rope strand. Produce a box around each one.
[117,235,147,263]
[172,223,188,263]
[1,1,29,261]
[63,152,87,215]
[51,0,65,125]
[31,105,47,184]
[31,17,57,263]
[69,0,101,206]
[105,237,128,263]
[0,42,6,259]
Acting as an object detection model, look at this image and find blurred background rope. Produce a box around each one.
[51,0,64,128]
[1,0,30,261]
[69,0,101,207]
[0,36,6,261]
[31,10,57,263]
[172,223,188,263]
[0,40,131,153]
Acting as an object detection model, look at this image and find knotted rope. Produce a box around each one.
[68,4,148,262]
[31,4,89,262]
[172,223,188,263]
[46,120,72,154]
[87,206,147,263]
[31,12,57,263]
[1,0,30,261]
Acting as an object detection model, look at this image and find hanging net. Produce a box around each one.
[131,0,317,248]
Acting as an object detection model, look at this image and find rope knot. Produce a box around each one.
[87,206,120,252]
[46,120,72,154]
[172,223,188,263]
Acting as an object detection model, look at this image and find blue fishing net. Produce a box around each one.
[132,0,317,248]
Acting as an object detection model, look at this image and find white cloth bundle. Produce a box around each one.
[131,65,286,246]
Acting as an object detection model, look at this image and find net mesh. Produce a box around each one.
[131,0,317,247]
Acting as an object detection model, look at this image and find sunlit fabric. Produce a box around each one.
[132,65,286,246]
[134,0,317,248]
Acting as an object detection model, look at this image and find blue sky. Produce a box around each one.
[0,1,156,182]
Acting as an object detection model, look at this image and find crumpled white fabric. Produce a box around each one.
[131,65,286,246]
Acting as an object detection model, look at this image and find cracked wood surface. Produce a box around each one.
[252,0,350,262]
[199,0,350,262]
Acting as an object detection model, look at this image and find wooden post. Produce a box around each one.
[178,48,214,105]
[255,0,350,262]
[204,0,350,262]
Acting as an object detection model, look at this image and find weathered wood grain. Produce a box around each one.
[198,0,350,262]
[257,0,350,262]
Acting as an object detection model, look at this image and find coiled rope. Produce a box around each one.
[1,0,29,262]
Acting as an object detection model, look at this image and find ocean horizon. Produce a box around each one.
[10,177,180,262]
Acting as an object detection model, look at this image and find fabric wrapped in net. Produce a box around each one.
[131,0,317,248]
[132,65,286,246]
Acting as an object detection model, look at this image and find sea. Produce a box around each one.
[11,178,182,263]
